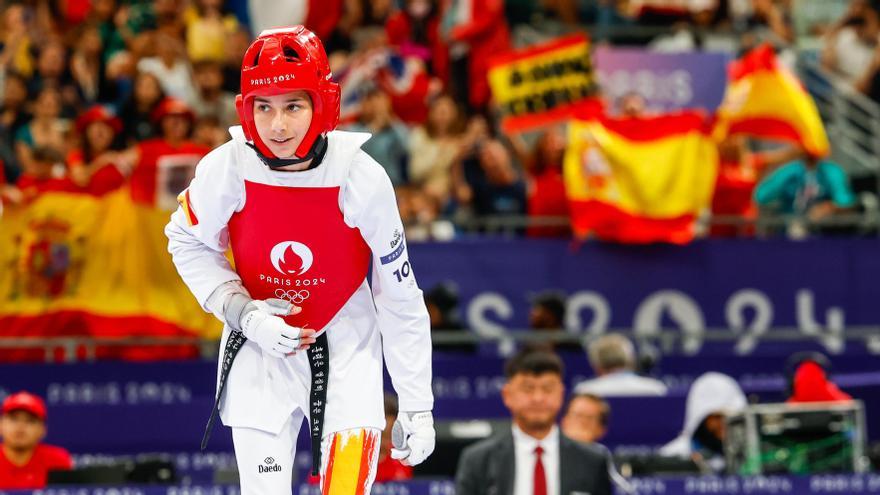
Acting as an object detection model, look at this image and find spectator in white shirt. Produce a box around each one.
[574,333,668,397]
[821,0,879,85]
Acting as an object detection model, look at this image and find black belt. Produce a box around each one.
[200,330,330,478]
[201,329,247,450]
[307,332,329,476]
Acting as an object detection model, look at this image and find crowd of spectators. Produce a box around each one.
[0,0,871,241]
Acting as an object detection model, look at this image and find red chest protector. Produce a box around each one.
[228,181,371,331]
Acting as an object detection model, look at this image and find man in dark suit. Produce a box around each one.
[456,348,613,495]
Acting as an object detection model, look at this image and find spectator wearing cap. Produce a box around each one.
[785,352,852,404]
[574,333,668,397]
[120,97,210,208]
[67,105,126,196]
[0,391,72,489]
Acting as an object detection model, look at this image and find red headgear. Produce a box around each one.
[236,26,340,162]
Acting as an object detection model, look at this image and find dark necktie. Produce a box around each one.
[534,445,547,495]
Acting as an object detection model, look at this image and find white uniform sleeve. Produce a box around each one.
[165,142,245,313]
[344,152,433,412]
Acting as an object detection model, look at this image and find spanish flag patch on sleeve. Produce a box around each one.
[177,189,199,226]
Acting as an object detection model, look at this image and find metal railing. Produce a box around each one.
[797,58,880,179]
[1,325,879,363]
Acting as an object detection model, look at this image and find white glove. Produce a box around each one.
[240,298,311,358]
[390,411,435,466]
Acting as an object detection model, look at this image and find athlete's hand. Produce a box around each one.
[240,298,316,357]
[390,411,435,466]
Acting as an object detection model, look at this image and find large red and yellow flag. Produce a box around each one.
[564,102,719,244]
[717,44,829,157]
[0,190,221,361]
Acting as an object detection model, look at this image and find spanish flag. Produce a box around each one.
[0,189,221,361]
[717,44,829,157]
[564,102,718,244]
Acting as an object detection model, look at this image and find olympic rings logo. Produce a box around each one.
[275,289,310,304]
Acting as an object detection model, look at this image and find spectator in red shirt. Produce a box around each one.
[525,127,570,238]
[15,147,79,201]
[118,97,210,208]
[377,394,413,483]
[67,105,127,196]
[0,391,72,489]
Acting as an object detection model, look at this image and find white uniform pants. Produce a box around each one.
[233,410,381,495]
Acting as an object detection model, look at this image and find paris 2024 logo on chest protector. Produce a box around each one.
[262,240,325,306]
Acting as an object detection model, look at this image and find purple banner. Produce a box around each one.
[408,239,880,357]
[594,48,730,112]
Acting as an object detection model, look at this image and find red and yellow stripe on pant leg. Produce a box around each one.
[321,429,381,495]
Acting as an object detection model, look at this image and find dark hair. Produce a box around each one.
[504,347,564,379]
[531,291,566,326]
[563,393,610,428]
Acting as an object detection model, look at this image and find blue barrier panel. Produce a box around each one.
[5,475,880,495]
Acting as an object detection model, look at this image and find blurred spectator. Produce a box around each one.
[29,41,79,113]
[746,0,794,44]
[440,0,511,111]
[456,348,612,495]
[561,393,609,444]
[529,291,566,331]
[193,115,229,149]
[344,88,409,185]
[69,24,105,105]
[574,333,668,397]
[424,281,475,352]
[457,138,527,220]
[753,154,857,234]
[183,0,239,64]
[425,281,465,330]
[616,91,647,118]
[854,27,880,102]
[120,71,165,144]
[821,0,879,85]
[524,126,570,238]
[136,32,197,105]
[0,72,30,182]
[711,139,804,237]
[376,394,413,482]
[0,391,72,489]
[408,93,464,204]
[88,0,127,63]
[123,98,210,208]
[67,105,126,196]
[15,146,77,200]
[190,61,238,128]
[529,290,583,354]
[14,86,69,172]
[396,184,454,241]
[785,352,853,403]
[221,29,251,94]
[0,4,36,78]
[660,372,747,473]
[385,0,449,82]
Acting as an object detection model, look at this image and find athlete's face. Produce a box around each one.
[253,91,314,159]
[502,372,564,433]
